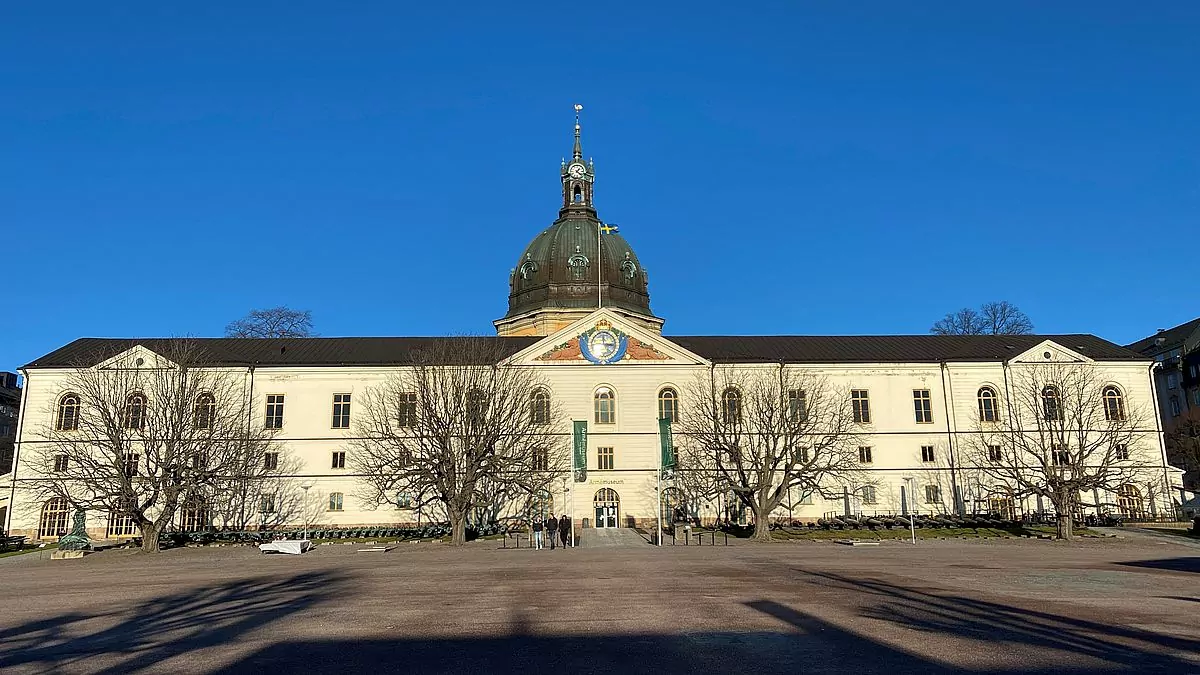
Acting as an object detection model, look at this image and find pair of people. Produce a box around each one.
[533,513,571,549]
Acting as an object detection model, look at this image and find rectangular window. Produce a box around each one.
[597,446,614,470]
[793,446,810,463]
[851,390,871,424]
[532,448,549,471]
[1194,389,1200,407]
[265,394,285,429]
[1167,373,1178,390]
[53,454,69,473]
[788,389,807,422]
[858,446,873,464]
[331,451,346,469]
[920,445,936,463]
[122,452,139,477]
[1170,396,1181,417]
[797,490,813,505]
[107,511,137,537]
[332,393,351,429]
[1114,444,1129,461]
[259,494,276,514]
[397,392,418,427]
[1051,444,1071,466]
[987,445,1003,462]
[861,485,877,505]
[263,452,279,471]
[913,389,933,424]
[328,492,344,512]
[924,485,941,504]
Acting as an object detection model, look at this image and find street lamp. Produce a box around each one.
[300,483,313,542]
[561,476,572,547]
[903,477,917,545]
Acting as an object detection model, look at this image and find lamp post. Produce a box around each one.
[300,483,313,542]
[562,476,571,547]
[903,477,917,545]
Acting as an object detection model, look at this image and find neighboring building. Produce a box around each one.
[1126,318,1200,492]
[0,371,21,529]
[1,117,1183,540]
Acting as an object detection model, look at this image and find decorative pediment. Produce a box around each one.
[1009,340,1092,365]
[511,309,707,366]
[96,345,177,371]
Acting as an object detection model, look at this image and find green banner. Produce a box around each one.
[659,417,675,469]
[573,420,588,482]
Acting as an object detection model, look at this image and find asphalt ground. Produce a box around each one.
[0,532,1197,674]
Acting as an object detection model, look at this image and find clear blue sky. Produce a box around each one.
[3,2,1198,369]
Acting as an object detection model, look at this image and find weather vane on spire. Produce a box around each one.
[572,103,584,160]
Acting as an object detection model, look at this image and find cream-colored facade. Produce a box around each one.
[0,307,1182,539]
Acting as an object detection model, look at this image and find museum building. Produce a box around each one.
[1,117,1183,540]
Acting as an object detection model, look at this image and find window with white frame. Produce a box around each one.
[861,485,877,505]
[331,451,346,469]
[397,392,418,427]
[332,393,351,429]
[913,389,933,424]
[594,387,616,425]
[597,446,614,470]
[924,485,942,504]
[858,446,873,464]
[987,445,1003,462]
[851,390,871,424]
[265,394,285,429]
[328,492,344,512]
[977,386,999,422]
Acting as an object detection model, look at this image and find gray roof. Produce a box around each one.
[24,333,1143,369]
[1125,317,1200,356]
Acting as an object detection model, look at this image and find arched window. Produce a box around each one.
[530,389,551,425]
[38,498,70,539]
[658,387,679,424]
[1041,385,1062,421]
[56,393,80,431]
[193,393,216,430]
[123,393,147,430]
[722,387,742,425]
[594,387,615,424]
[977,386,999,423]
[573,184,583,203]
[1102,386,1125,421]
[1116,484,1144,519]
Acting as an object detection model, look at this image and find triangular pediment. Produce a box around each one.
[96,344,178,371]
[506,309,708,367]
[1009,339,1092,365]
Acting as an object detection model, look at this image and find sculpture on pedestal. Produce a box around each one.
[57,509,92,551]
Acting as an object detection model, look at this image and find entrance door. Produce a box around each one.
[593,488,620,528]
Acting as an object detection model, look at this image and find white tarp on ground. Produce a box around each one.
[258,539,313,555]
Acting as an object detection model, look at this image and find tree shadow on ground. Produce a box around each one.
[0,570,344,674]
[794,568,1199,673]
[213,595,1189,675]
[1114,557,1200,574]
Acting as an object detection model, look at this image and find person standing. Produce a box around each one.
[545,512,558,550]
[532,517,544,550]
[559,513,571,548]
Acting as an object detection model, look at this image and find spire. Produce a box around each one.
[573,103,583,160]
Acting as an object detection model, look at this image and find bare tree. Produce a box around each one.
[349,339,569,546]
[1165,410,1200,491]
[677,366,864,541]
[28,342,280,552]
[225,307,315,338]
[931,301,1033,335]
[960,362,1156,540]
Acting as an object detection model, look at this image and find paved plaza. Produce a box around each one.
[0,532,1197,674]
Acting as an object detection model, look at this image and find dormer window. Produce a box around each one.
[568,252,589,280]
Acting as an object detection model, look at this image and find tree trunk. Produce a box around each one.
[753,515,772,541]
[140,522,162,553]
[1056,512,1074,541]
[449,509,467,546]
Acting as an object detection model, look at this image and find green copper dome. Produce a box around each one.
[504,215,653,319]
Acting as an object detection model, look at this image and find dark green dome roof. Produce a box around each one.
[504,215,653,319]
